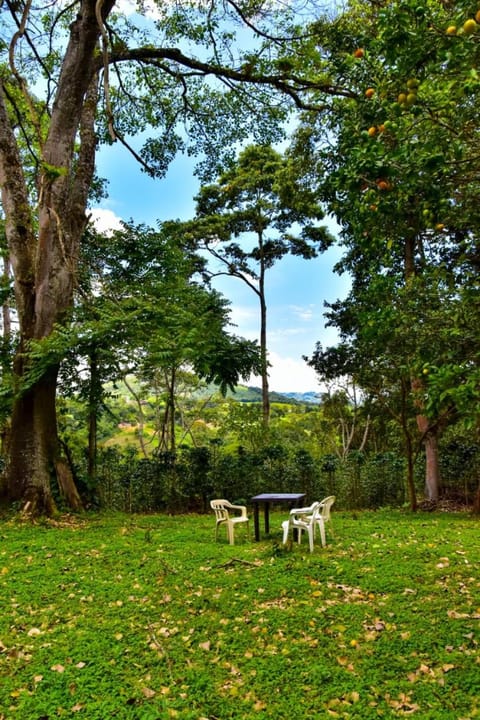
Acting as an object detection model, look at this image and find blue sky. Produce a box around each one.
[92,143,351,393]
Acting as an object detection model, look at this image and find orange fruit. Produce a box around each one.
[354,48,365,58]
[365,88,375,98]
[463,19,477,34]
[367,126,377,137]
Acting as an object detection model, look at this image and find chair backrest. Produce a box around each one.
[307,501,323,526]
[210,499,231,522]
[290,501,320,527]
[319,496,335,521]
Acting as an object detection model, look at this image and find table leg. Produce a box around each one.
[264,502,270,535]
[253,503,260,541]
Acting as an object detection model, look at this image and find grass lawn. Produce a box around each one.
[0,509,478,719]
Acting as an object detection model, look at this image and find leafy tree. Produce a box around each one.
[297,0,480,506]
[0,0,352,515]
[184,144,333,424]
[67,222,262,463]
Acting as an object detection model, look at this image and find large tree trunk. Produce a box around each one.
[412,375,441,504]
[3,366,82,514]
[416,414,441,503]
[4,370,59,514]
[0,0,115,515]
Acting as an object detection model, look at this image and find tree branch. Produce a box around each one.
[98,46,357,111]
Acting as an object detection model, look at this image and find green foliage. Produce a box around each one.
[181,143,334,421]
[0,510,479,718]
[296,0,480,499]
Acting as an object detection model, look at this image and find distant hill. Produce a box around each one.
[233,386,321,405]
[193,383,322,405]
[281,391,322,405]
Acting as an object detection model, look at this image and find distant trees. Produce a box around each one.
[297,0,480,508]
[183,144,333,424]
[67,221,262,472]
[1,0,478,514]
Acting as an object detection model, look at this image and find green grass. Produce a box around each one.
[0,509,479,719]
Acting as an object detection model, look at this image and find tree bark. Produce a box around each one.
[258,237,270,425]
[0,0,115,514]
[4,368,59,514]
[412,376,441,503]
[416,414,440,503]
[405,235,441,506]
[87,349,99,484]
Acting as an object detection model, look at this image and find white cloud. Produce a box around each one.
[227,305,258,335]
[249,351,321,394]
[269,326,308,339]
[289,304,316,322]
[89,208,123,234]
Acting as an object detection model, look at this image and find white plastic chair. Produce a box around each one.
[210,499,250,545]
[304,495,336,547]
[315,495,335,545]
[281,501,322,553]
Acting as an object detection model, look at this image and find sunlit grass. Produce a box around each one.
[0,509,478,719]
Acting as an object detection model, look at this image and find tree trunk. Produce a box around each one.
[412,375,441,503]
[0,1,114,515]
[404,431,418,512]
[259,255,270,425]
[416,415,440,503]
[1,367,79,514]
[87,350,99,484]
[405,235,441,506]
[2,255,11,336]
[399,378,417,511]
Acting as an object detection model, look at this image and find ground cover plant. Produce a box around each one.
[0,509,478,719]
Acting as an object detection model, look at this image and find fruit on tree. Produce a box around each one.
[365,88,375,98]
[353,48,365,58]
[446,25,457,35]
[463,19,477,34]
[368,126,377,137]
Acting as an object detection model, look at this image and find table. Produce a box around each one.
[251,493,306,541]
